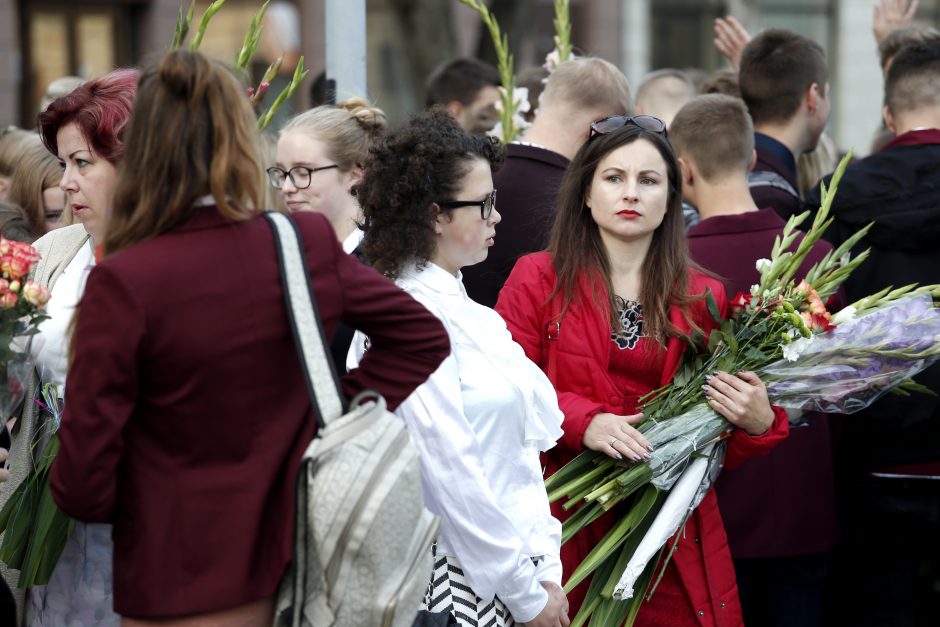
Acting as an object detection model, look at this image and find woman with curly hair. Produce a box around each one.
[351,109,570,627]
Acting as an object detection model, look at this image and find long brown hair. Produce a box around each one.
[106,50,263,255]
[546,124,700,342]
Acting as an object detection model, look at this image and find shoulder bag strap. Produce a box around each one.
[264,212,344,427]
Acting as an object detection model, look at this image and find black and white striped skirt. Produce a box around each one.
[421,546,517,627]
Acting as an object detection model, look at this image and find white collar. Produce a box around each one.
[342,228,364,254]
[400,261,464,296]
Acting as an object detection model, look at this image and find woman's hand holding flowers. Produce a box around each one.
[703,371,775,436]
[583,412,653,462]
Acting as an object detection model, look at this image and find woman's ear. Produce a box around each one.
[431,202,446,235]
[346,165,364,193]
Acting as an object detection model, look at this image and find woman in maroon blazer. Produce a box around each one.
[49,51,449,626]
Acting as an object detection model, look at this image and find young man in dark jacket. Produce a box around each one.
[738,29,831,219]
[804,41,940,626]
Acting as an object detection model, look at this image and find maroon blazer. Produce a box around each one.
[687,208,840,558]
[50,209,449,618]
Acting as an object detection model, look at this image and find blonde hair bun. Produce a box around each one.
[339,97,387,133]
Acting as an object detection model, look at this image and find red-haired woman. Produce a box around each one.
[0,67,138,626]
[495,117,789,626]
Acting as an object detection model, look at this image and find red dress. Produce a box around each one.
[495,253,789,627]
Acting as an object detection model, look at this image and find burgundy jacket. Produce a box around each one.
[688,208,840,559]
[50,209,449,618]
[496,253,789,627]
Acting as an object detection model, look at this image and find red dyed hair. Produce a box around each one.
[38,68,139,164]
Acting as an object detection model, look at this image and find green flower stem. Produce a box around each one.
[171,1,196,49]
[189,0,227,52]
[234,0,270,70]
[458,0,520,142]
[257,56,308,130]
[553,0,573,61]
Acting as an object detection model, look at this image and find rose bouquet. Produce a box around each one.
[544,156,940,626]
[0,236,60,588]
[0,237,51,429]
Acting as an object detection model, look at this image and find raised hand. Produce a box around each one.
[873,0,919,43]
[714,16,752,71]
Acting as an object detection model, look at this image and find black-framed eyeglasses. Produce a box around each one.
[266,164,339,189]
[438,189,497,220]
[589,115,667,139]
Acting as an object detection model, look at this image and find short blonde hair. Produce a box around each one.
[281,98,387,171]
[540,57,632,116]
[670,94,754,182]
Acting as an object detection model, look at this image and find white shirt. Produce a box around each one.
[31,240,95,390]
[341,227,364,255]
[349,262,564,623]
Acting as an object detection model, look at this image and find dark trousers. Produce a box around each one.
[825,474,940,627]
[0,578,14,626]
[734,553,829,627]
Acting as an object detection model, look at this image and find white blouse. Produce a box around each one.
[31,239,95,390]
[350,262,564,623]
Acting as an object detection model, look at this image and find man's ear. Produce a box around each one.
[0,177,8,199]
[748,148,757,172]
[883,105,896,134]
[446,101,464,119]
[805,82,824,114]
[677,156,694,187]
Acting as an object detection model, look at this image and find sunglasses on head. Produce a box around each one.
[589,115,667,139]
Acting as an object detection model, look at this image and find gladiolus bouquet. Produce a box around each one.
[545,155,940,626]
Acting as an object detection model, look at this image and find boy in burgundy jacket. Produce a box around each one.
[671,94,838,627]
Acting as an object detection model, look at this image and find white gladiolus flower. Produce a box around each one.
[782,337,813,362]
[756,258,773,273]
[831,306,856,325]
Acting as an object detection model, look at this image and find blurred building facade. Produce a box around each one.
[2,0,940,155]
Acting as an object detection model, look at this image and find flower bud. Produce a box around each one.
[783,302,795,313]
[9,280,20,293]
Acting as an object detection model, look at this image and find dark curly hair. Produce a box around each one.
[357,108,504,279]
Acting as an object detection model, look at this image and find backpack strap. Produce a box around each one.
[748,169,800,200]
[264,212,345,428]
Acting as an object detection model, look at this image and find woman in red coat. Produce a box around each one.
[495,117,788,627]
[48,50,450,626]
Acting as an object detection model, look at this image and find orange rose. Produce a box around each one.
[22,281,50,307]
